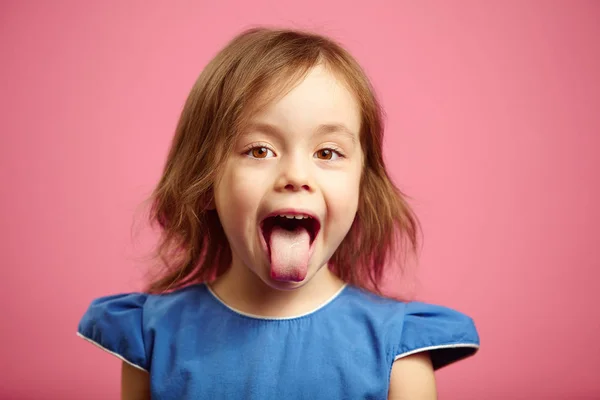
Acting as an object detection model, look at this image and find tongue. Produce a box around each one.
[269,225,310,282]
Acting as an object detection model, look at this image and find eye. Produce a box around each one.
[314,148,343,160]
[245,146,275,159]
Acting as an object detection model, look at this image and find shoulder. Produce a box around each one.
[77,283,210,371]
[338,285,408,317]
[339,286,480,370]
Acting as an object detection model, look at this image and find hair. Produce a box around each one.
[145,26,420,296]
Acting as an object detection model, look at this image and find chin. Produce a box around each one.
[264,279,306,291]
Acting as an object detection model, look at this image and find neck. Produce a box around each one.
[209,261,345,318]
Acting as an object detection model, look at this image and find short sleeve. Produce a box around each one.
[77,293,150,372]
[395,302,480,370]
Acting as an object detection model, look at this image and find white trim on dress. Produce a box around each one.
[76,332,148,372]
[206,283,348,321]
[394,343,480,361]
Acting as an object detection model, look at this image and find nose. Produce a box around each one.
[275,153,313,193]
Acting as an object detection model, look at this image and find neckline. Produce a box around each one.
[204,283,348,321]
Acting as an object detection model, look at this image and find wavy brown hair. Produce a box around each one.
[145,26,420,296]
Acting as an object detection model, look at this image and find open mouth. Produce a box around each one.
[260,214,321,256]
[259,211,321,282]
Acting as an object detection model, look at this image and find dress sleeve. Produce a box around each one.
[77,293,150,372]
[394,302,480,370]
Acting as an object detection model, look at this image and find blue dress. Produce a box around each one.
[78,283,479,399]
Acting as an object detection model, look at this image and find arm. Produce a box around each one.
[121,361,150,400]
[388,352,437,400]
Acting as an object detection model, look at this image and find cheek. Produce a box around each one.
[323,167,361,221]
[214,162,265,224]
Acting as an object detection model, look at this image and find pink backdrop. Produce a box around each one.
[2,1,599,399]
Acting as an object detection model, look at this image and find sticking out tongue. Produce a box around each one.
[269,225,310,282]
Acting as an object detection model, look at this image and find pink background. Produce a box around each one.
[2,1,599,399]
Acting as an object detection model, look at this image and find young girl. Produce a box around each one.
[78,27,479,399]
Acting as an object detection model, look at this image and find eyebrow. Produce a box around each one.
[315,123,358,143]
[245,122,358,143]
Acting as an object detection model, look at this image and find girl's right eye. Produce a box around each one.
[245,146,275,159]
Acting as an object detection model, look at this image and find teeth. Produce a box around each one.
[278,214,311,219]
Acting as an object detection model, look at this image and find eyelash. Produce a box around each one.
[242,144,346,160]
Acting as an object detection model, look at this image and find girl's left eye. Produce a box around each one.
[314,148,343,160]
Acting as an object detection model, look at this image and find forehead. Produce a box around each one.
[247,65,361,138]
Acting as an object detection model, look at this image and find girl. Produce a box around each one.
[78,27,479,399]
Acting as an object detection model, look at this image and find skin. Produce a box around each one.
[122,64,436,399]
[121,362,149,400]
[388,353,437,399]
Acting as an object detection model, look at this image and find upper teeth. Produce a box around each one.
[279,214,311,220]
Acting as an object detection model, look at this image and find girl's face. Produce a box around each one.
[214,65,363,291]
